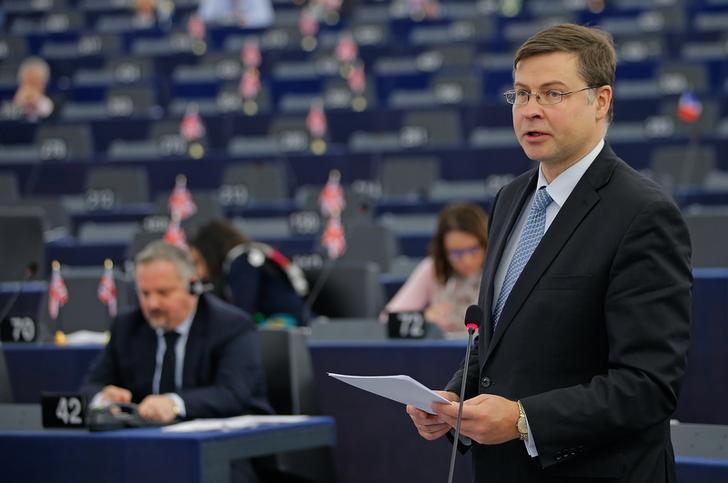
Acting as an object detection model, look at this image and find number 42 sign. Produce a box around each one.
[41,394,87,428]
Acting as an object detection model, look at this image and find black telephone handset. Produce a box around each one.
[88,402,147,432]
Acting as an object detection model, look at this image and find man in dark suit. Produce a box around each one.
[82,240,272,423]
[406,24,691,482]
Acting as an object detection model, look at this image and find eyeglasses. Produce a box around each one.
[503,86,598,105]
[447,245,483,260]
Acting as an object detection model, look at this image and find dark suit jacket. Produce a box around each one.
[225,248,311,325]
[446,145,692,482]
[82,293,273,419]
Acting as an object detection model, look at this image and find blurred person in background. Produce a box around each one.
[13,57,54,121]
[382,203,488,334]
[82,240,272,423]
[197,0,275,28]
[190,220,311,326]
[133,0,157,26]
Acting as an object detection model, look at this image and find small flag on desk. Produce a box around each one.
[321,216,346,260]
[98,259,118,317]
[347,62,366,95]
[335,33,358,65]
[677,90,702,123]
[180,105,206,142]
[319,169,345,218]
[241,40,261,69]
[299,8,319,38]
[164,213,188,250]
[239,68,261,100]
[187,14,206,41]
[168,175,197,221]
[306,100,327,139]
[48,261,68,320]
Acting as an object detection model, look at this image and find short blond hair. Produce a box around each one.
[514,23,616,122]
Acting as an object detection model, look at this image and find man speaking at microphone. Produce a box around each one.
[406,23,691,482]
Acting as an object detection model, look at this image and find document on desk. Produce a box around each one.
[163,415,311,433]
[328,373,451,415]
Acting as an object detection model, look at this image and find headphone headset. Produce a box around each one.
[188,280,211,295]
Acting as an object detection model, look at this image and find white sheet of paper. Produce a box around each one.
[64,330,109,345]
[162,415,311,433]
[328,373,451,415]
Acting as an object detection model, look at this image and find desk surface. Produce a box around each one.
[0,406,335,483]
[4,338,728,483]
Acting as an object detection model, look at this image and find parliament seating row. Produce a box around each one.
[1,102,727,169]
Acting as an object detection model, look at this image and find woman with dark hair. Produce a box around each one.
[189,220,311,326]
[382,203,488,334]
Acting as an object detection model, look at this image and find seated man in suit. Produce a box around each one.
[82,240,273,423]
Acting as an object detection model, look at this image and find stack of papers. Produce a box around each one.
[64,330,109,345]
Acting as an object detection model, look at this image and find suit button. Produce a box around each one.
[481,377,492,388]
[555,455,562,461]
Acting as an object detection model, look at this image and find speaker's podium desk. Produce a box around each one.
[0,405,335,483]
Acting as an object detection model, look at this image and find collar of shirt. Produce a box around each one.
[537,138,604,207]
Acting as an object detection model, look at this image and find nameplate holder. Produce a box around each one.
[387,311,426,339]
[288,210,321,236]
[41,393,88,429]
[0,316,38,343]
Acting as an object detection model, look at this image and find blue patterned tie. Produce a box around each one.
[493,187,553,327]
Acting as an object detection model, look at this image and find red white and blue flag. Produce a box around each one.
[321,215,346,259]
[319,169,345,218]
[48,262,68,320]
[306,100,327,139]
[335,33,358,65]
[97,261,118,317]
[239,68,261,100]
[677,90,702,123]
[187,15,206,41]
[241,40,261,69]
[164,213,188,250]
[168,175,197,221]
[180,106,206,142]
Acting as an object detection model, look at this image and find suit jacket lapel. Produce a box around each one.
[483,145,617,364]
[479,173,537,349]
[182,299,207,389]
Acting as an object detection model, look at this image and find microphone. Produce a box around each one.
[447,304,483,483]
[0,262,38,330]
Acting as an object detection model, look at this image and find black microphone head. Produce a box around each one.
[464,304,483,331]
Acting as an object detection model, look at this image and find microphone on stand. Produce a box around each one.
[446,304,483,483]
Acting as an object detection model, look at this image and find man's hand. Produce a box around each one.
[138,395,179,423]
[100,385,132,404]
[433,394,520,445]
[406,390,459,441]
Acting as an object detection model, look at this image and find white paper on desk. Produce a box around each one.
[328,373,451,415]
[163,415,311,433]
[64,330,109,345]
